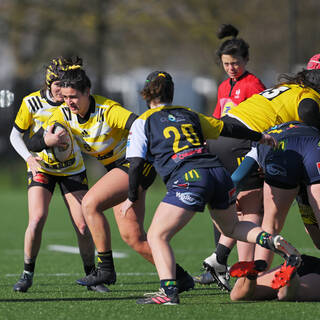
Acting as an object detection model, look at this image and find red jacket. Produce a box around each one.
[213,71,265,119]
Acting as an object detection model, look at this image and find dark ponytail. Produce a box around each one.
[216,24,249,61]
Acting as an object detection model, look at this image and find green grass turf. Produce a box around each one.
[0,179,319,320]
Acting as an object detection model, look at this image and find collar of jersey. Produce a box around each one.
[152,103,170,109]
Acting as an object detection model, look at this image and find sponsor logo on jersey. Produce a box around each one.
[160,112,186,123]
[175,191,202,206]
[171,147,205,163]
[235,89,240,99]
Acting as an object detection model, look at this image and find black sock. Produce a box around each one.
[84,264,95,276]
[97,251,115,271]
[216,244,231,265]
[160,279,177,296]
[175,263,187,280]
[24,262,35,273]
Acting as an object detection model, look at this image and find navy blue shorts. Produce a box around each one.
[163,167,236,212]
[264,136,320,189]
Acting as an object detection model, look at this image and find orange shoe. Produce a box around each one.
[230,260,267,279]
[271,255,301,290]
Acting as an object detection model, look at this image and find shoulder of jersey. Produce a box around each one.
[23,90,42,101]
[93,94,120,108]
[246,73,260,81]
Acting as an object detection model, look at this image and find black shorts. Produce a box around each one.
[297,254,320,277]
[206,136,263,191]
[104,158,156,190]
[27,171,89,195]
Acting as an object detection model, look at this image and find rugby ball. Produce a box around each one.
[52,122,73,162]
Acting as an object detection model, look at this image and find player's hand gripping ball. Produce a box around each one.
[52,122,73,162]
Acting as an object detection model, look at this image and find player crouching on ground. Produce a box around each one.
[230,254,320,301]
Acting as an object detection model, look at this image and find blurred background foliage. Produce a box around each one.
[0,0,319,186]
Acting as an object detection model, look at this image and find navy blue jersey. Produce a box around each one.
[126,105,224,183]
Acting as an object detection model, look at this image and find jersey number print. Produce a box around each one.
[163,124,201,153]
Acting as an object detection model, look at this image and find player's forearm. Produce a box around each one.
[10,127,32,161]
[231,157,259,188]
[220,122,262,141]
[25,128,47,152]
[230,278,257,301]
[127,157,145,202]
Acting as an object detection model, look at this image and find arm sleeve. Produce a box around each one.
[127,157,145,202]
[9,127,32,161]
[24,127,47,152]
[298,98,320,129]
[125,113,138,130]
[231,156,259,189]
[220,121,262,141]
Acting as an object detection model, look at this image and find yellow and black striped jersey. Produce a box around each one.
[14,89,85,176]
[45,95,133,166]
[227,84,320,132]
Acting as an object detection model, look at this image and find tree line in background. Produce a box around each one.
[0,0,319,158]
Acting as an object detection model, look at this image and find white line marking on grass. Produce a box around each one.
[5,272,157,277]
[47,245,128,258]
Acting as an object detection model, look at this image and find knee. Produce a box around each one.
[147,230,168,248]
[28,214,46,231]
[121,230,147,250]
[82,193,98,216]
[75,222,89,236]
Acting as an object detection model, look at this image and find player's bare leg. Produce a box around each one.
[14,186,52,292]
[254,183,298,268]
[236,188,263,261]
[64,190,109,292]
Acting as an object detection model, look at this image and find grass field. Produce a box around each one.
[0,175,319,320]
